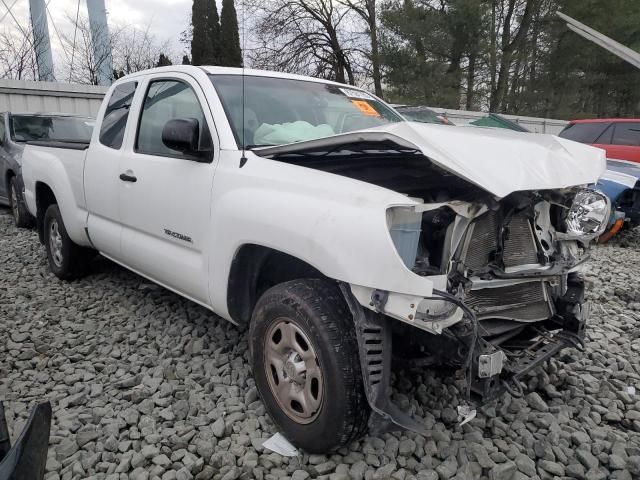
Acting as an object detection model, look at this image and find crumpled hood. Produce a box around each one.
[379,122,606,197]
[256,121,606,198]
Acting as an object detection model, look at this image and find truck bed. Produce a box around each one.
[21,142,91,247]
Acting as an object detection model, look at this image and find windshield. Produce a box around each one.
[209,74,403,148]
[10,115,94,143]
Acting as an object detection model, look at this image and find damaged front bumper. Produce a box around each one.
[340,273,589,436]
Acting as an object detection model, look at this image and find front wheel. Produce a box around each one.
[249,279,370,452]
[9,176,33,228]
[43,204,91,280]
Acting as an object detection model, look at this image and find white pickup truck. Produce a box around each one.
[22,65,608,452]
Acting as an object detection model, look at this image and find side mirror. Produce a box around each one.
[161,118,200,155]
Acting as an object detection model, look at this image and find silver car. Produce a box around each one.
[0,112,94,227]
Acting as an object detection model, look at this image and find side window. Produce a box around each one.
[612,122,640,147]
[99,82,137,149]
[136,80,212,158]
[0,116,5,145]
[594,124,613,144]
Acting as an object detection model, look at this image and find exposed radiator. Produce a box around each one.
[465,282,552,322]
[462,211,539,271]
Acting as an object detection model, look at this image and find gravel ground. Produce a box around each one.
[2,205,640,480]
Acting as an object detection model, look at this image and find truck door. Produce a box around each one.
[84,81,139,257]
[118,75,217,305]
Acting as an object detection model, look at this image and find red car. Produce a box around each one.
[559,118,640,164]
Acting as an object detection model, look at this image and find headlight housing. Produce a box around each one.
[565,189,610,237]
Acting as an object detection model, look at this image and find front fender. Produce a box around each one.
[207,152,436,319]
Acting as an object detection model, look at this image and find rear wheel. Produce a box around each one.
[249,279,369,452]
[9,176,33,228]
[43,204,90,280]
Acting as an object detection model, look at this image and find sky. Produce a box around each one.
[1,0,194,68]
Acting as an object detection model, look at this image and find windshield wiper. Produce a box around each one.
[245,144,275,150]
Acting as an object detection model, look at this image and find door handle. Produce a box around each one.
[119,173,137,182]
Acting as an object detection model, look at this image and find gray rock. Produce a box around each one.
[373,462,397,480]
[489,461,517,480]
[571,431,592,446]
[577,449,599,470]
[566,463,586,479]
[538,460,565,477]
[129,468,150,480]
[609,454,626,470]
[398,439,416,456]
[515,454,536,477]
[212,417,225,438]
[441,408,458,423]
[76,429,100,447]
[628,456,640,476]
[176,467,194,480]
[416,471,438,480]
[315,461,336,475]
[141,444,160,459]
[526,392,549,412]
[55,439,78,460]
[291,470,310,480]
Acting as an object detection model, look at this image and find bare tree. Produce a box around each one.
[0,26,53,81]
[338,0,382,96]
[113,25,171,76]
[59,14,171,85]
[58,14,116,85]
[247,0,359,85]
[489,0,538,112]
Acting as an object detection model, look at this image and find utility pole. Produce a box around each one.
[28,0,55,80]
[86,0,113,85]
[558,11,640,70]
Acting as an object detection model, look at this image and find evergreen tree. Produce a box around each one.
[205,0,221,65]
[182,55,191,65]
[220,0,242,67]
[191,0,209,65]
[191,0,222,65]
[157,54,172,67]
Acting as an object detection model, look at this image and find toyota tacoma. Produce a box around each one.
[21,66,608,452]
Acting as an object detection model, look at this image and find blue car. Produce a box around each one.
[595,160,640,240]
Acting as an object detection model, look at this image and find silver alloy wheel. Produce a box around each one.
[264,318,324,424]
[49,219,64,267]
[10,181,19,223]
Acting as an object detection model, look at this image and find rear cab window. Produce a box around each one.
[558,122,611,144]
[9,115,93,143]
[100,81,138,149]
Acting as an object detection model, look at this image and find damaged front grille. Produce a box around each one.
[462,211,539,271]
[465,282,552,321]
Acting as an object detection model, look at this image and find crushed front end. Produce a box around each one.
[344,188,609,434]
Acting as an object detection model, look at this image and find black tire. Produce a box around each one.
[249,278,370,452]
[43,204,91,280]
[9,176,34,228]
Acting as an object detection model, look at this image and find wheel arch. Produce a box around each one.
[35,182,57,243]
[4,167,15,192]
[226,244,329,325]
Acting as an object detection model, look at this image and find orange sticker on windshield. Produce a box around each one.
[351,99,380,117]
